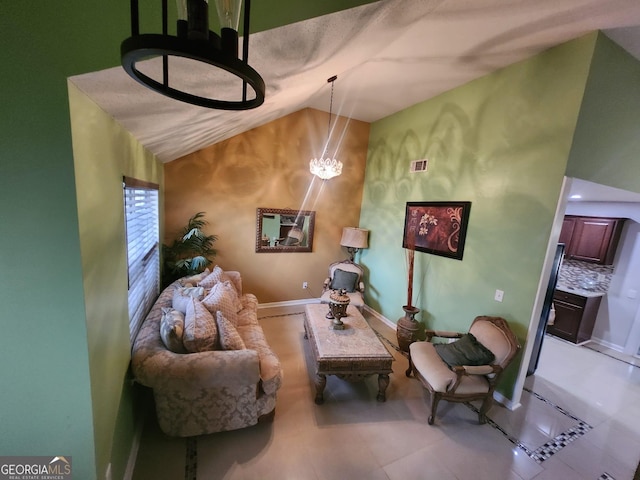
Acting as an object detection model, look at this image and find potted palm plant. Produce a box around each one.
[162,212,217,287]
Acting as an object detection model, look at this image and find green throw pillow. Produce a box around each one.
[434,333,495,369]
[330,269,359,293]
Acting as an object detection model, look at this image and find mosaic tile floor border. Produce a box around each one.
[466,387,621,478]
[598,473,617,480]
[369,323,403,355]
[260,308,404,355]
[257,311,305,321]
[582,343,640,369]
[360,312,601,469]
[467,386,593,464]
[181,311,615,479]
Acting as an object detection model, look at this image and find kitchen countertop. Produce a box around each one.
[555,285,606,298]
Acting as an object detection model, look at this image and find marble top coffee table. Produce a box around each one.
[304,303,393,404]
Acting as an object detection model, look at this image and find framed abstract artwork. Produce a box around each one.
[402,201,471,260]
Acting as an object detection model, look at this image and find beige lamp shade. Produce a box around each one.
[340,227,369,249]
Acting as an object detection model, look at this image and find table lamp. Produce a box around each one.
[340,227,369,262]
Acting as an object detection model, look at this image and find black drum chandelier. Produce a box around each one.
[121,0,265,110]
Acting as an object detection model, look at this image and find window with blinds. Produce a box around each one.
[124,177,160,345]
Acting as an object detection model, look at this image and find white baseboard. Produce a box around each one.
[257,301,398,333]
[123,416,144,480]
[256,301,400,340]
[257,298,320,309]
[363,305,397,331]
[587,336,625,353]
[494,390,520,411]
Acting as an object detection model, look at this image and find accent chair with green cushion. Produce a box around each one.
[407,316,520,425]
[320,260,365,308]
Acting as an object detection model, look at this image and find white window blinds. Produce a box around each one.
[124,178,160,345]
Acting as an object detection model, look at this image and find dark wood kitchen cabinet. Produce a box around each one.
[548,290,602,344]
[559,217,576,246]
[560,216,625,265]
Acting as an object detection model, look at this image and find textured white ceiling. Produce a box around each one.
[70,0,640,164]
[569,179,640,203]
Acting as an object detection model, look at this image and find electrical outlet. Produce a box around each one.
[303,282,308,289]
[494,289,504,302]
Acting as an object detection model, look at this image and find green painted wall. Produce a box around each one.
[360,34,598,399]
[0,4,123,478]
[3,1,635,475]
[566,33,640,193]
[0,2,373,478]
[68,83,162,480]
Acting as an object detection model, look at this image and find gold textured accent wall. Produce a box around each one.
[164,108,370,303]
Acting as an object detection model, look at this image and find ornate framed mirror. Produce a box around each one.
[256,208,315,253]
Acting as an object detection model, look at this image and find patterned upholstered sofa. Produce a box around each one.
[131,270,282,437]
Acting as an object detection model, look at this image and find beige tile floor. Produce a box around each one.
[132,305,640,480]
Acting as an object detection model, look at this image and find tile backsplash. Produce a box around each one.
[557,259,613,293]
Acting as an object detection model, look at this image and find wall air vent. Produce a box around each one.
[410,159,429,173]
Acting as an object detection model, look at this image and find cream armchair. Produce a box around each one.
[320,260,365,308]
[407,316,520,425]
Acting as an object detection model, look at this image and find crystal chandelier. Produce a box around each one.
[310,75,343,180]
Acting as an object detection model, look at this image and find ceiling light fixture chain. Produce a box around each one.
[324,74,337,158]
[310,74,343,180]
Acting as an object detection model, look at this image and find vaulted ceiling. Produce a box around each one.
[70,0,640,164]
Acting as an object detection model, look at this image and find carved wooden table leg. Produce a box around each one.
[304,304,393,405]
[377,373,390,402]
[315,374,327,404]
[405,354,413,377]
